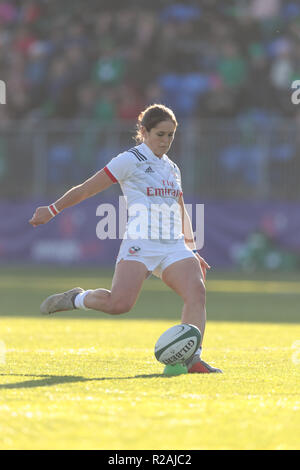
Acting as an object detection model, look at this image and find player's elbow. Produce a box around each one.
[76,182,94,201]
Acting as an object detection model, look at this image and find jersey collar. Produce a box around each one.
[138,142,167,162]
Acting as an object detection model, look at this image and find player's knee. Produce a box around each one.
[109,299,134,315]
[198,279,206,302]
[187,280,206,306]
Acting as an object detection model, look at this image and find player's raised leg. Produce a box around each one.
[40,259,148,315]
[82,259,148,314]
[161,257,222,373]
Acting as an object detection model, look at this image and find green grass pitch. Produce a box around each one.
[0,265,299,450]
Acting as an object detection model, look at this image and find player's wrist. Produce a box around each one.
[47,203,60,217]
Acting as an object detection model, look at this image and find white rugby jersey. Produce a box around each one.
[104,142,184,242]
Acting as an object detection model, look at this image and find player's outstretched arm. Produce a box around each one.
[29,168,114,227]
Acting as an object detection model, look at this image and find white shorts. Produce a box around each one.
[116,238,196,279]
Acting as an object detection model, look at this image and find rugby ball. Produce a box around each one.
[154,324,201,365]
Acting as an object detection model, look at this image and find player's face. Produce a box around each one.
[143,120,176,158]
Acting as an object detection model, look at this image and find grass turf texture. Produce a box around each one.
[0,265,299,450]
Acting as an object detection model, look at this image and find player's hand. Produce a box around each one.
[29,206,53,227]
[195,253,210,281]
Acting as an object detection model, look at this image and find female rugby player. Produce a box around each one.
[29,104,222,373]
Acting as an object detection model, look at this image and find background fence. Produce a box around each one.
[0,116,299,201]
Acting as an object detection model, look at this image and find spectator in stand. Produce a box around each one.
[1,0,300,121]
[116,84,145,121]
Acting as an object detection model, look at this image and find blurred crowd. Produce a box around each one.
[0,0,300,123]
[1,0,300,201]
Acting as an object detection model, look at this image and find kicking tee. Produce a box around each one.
[104,142,183,242]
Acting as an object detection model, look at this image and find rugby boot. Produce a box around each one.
[40,287,84,315]
[188,357,222,374]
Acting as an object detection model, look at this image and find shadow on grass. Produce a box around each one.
[0,373,168,389]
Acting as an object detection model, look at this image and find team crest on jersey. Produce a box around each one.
[128,246,141,255]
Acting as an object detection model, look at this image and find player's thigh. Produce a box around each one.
[161,257,205,303]
[110,259,148,308]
